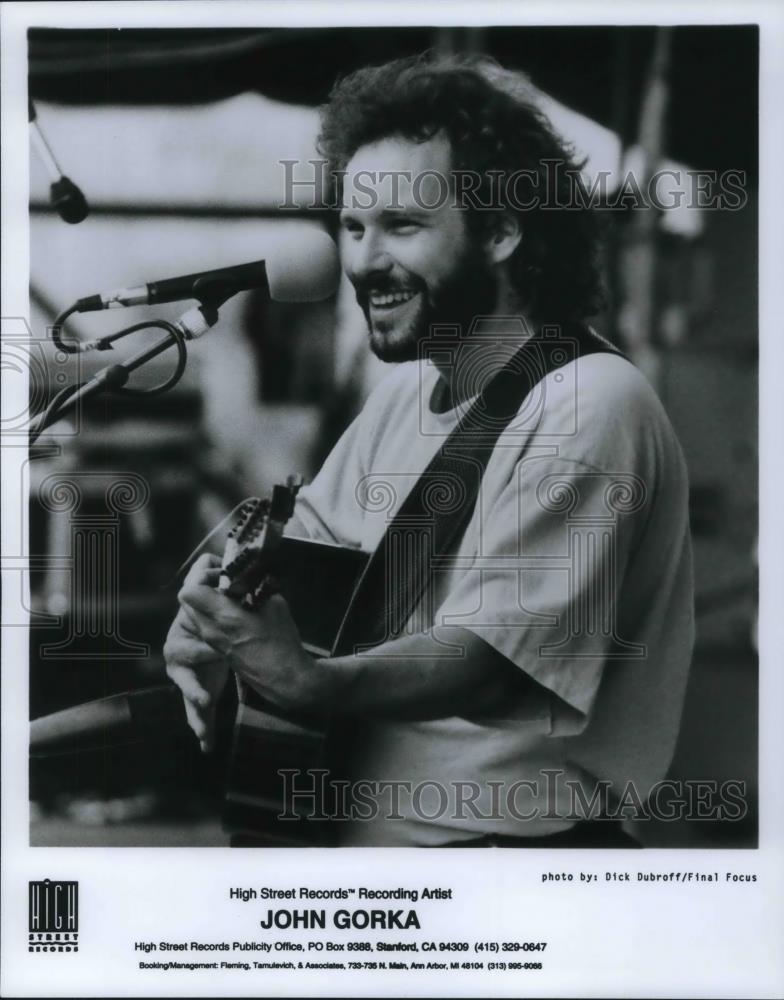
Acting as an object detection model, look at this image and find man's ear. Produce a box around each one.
[485,213,523,265]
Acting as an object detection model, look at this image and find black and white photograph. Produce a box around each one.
[2,2,783,997]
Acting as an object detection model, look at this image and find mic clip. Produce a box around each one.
[176,302,220,340]
[174,282,230,340]
[191,274,241,307]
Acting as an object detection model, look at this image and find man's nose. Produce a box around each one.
[346,230,393,282]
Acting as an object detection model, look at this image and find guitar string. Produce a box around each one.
[163,497,259,589]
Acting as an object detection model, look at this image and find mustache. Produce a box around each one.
[352,276,425,309]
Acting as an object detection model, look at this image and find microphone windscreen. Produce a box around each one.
[266,229,340,303]
[50,177,89,225]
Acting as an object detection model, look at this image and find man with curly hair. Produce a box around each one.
[166,55,694,847]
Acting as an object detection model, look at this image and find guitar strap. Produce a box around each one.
[332,323,623,657]
[225,324,624,845]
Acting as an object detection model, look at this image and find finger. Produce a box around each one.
[195,552,221,571]
[261,592,295,622]
[166,662,213,710]
[182,697,216,754]
[168,666,217,752]
[178,605,200,635]
[177,590,226,645]
[179,582,228,620]
[177,570,220,606]
[164,623,221,665]
[184,611,232,657]
[167,638,221,666]
[200,732,215,755]
[184,552,222,589]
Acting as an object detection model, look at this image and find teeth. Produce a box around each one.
[370,290,417,307]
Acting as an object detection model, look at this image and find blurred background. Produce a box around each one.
[24,25,758,847]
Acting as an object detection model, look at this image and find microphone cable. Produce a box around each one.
[34,314,189,437]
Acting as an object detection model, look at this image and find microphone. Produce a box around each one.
[29,98,89,225]
[74,229,340,313]
[49,177,90,226]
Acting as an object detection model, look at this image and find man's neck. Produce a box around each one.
[429,311,537,413]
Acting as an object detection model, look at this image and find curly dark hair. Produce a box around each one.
[317,53,606,323]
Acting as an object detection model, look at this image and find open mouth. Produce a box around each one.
[368,289,419,311]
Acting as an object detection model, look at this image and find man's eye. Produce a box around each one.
[388,218,420,233]
[340,220,364,238]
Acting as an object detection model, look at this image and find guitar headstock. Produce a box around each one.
[219,474,303,605]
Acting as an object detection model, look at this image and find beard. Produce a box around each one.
[353,242,499,364]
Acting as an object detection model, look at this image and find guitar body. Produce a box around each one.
[223,690,335,846]
[216,485,368,847]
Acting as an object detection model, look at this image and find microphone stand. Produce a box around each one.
[27,289,243,753]
[28,301,220,444]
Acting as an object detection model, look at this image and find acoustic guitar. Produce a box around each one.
[217,476,368,846]
[30,476,370,847]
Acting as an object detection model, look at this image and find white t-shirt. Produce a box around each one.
[292,351,694,845]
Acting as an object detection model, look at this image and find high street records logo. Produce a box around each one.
[28,880,78,952]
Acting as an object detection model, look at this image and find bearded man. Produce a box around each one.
[165,55,694,847]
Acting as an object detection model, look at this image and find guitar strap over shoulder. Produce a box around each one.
[223,324,623,846]
[332,323,623,657]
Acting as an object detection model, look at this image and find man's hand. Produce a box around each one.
[164,554,229,753]
[167,557,524,734]
[177,558,327,720]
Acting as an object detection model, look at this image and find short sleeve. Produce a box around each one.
[288,362,424,548]
[434,454,645,734]
[288,411,368,547]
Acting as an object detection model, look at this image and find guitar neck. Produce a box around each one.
[219,506,369,846]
